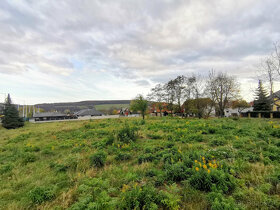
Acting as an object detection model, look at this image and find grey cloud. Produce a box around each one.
[0,0,280,87]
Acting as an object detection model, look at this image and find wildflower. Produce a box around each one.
[195,167,199,171]
[203,164,207,169]
[199,162,202,167]
[121,184,129,193]
[208,169,211,173]
[195,160,198,163]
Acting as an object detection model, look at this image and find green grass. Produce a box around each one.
[0,117,280,209]
[95,104,129,111]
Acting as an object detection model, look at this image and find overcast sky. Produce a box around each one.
[0,0,280,104]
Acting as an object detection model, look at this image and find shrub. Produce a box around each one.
[104,134,114,145]
[28,186,55,204]
[189,169,236,194]
[115,152,132,161]
[22,152,37,164]
[138,153,156,164]
[271,128,280,138]
[164,162,193,182]
[118,184,165,210]
[90,151,107,167]
[117,124,138,143]
[210,138,228,147]
[207,191,241,210]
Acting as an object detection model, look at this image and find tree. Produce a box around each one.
[147,84,166,117]
[2,94,24,129]
[183,98,214,118]
[164,80,176,115]
[253,80,271,111]
[232,99,250,115]
[206,71,240,117]
[130,95,148,120]
[173,75,187,113]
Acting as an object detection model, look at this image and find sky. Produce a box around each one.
[0,0,280,105]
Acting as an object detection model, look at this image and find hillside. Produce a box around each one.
[0,117,280,209]
[34,100,131,112]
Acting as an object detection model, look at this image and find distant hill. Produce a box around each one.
[34,100,131,112]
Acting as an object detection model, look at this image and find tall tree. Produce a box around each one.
[253,80,271,111]
[147,84,166,117]
[2,94,24,129]
[206,71,240,117]
[164,80,176,115]
[173,75,187,113]
[130,95,148,120]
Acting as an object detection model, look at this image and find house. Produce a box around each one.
[224,107,253,117]
[75,108,103,117]
[33,112,77,121]
[270,90,280,111]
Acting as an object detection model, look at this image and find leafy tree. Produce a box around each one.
[232,99,250,114]
[253,80,271,111]
[2,94,24,129]
[130,95,148,120]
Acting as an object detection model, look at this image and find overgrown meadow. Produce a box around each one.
[0,117,280,209]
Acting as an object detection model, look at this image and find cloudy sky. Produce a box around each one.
[0,0,280,104]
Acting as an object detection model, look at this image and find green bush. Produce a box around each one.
[189,169,236,194]
[118,185,164,210]
[138,153,156,164]
[28,186,55,204]
[90,151,107,167]
[207,191,241,210]
[164,162,193,182]
[115,152,132,161]
[22,152,37,164]
[210,138,228,146]
[117,124,138,143]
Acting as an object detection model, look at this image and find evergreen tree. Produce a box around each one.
[2,94,24,129]
[253,80,271,111]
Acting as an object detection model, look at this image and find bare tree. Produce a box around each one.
[147,84,166,117]
[206,71,240,117]
[260,42,280,94]
[164,80,176,115]
[173,75,187,113]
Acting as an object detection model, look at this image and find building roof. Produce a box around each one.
[75,108,103,116]
[273,90,280,99]
[33,112,66,118]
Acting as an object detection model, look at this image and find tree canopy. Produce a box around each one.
[253,80,271,111]
[130,95,148,120]
[2,94,24,129]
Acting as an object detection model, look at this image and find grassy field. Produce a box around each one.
[0,117,280,209]
[95,104,129,111]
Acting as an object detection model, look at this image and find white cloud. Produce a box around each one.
[0,0,280,103]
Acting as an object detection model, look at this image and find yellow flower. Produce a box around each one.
[195,160,198,163]
[203,165,207,169]
[195,167,199,171]
[208,169,211,173]
[199,162,202,167]
[202,156,205,160]
[121,184,129,193]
